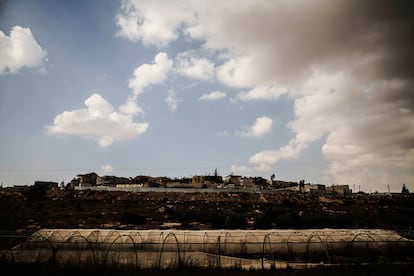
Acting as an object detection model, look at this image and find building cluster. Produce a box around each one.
[298,182,351,194]
[67,171,351,194]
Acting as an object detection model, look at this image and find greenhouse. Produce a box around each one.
[2,229,414,270]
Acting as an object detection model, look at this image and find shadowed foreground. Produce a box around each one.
[2,228,414,272]
[1,263,414,276]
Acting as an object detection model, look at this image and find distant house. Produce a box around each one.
[131,175,151,185]
[149,177,171,187]
[77,172,98,187]
[224,175,242,186]
[66,178,80,190]
[13,185,30,192]
[312,184,326,192]
[309,184,325,193]
[241,177,254,188]
[272,180,298,189]
[192,175,223,185]
[33,181,58,190]
[252,177,268,189]
[300,183,326,193]
[96,175,130,187]
[179,177,192,184]
[207,175,223,184]
[326,185,351,194]
[191,176,203,184]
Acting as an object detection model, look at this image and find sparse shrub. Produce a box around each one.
[75,201,84,212]
[208,211,226,228]
[344,197,356,206]
[225,213,246,229]
[255,208,274,229]
[278,210,300,227]
[119,212,146,225]
[27,184,47,200]
[197,206,211,223]
[379,196,395,206]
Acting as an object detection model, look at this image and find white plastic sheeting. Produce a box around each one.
[5,229,414,270]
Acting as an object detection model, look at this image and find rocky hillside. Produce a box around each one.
[1,188,413,236]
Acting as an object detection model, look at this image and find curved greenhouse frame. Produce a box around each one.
[3,228,414,270]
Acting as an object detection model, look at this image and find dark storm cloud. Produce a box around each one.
[346,0,414,80]
[216,0,414,84]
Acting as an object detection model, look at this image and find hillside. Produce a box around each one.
[1,188,414,236]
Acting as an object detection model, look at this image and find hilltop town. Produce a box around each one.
[61,170,351,195]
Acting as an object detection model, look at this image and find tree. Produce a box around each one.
[402,183,410,194]
[27,183,48,200]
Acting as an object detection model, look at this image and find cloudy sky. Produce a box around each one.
[0,0,413,192]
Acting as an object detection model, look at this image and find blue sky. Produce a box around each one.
[1,0,413,192]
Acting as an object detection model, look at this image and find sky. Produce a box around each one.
[0,0,413,192]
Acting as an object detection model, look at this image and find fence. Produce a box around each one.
[1,229,414,270]
[75,186,263,194]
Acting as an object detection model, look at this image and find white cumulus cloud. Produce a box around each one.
[165,89,180,112]
[119,96,143,115]
[120,52,173,115]
[116,0,195,47]
[47,93,149,147]
[128,52,173,96]
[235,85,290,101]
[0,26,47,74]
[199,90,226,101]
[238,116,272,138]
[216,55,261,88]
[176,51,215,81]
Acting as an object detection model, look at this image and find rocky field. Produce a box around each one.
[1,187,414,236]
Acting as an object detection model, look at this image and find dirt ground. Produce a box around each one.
[1,187,413,236]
